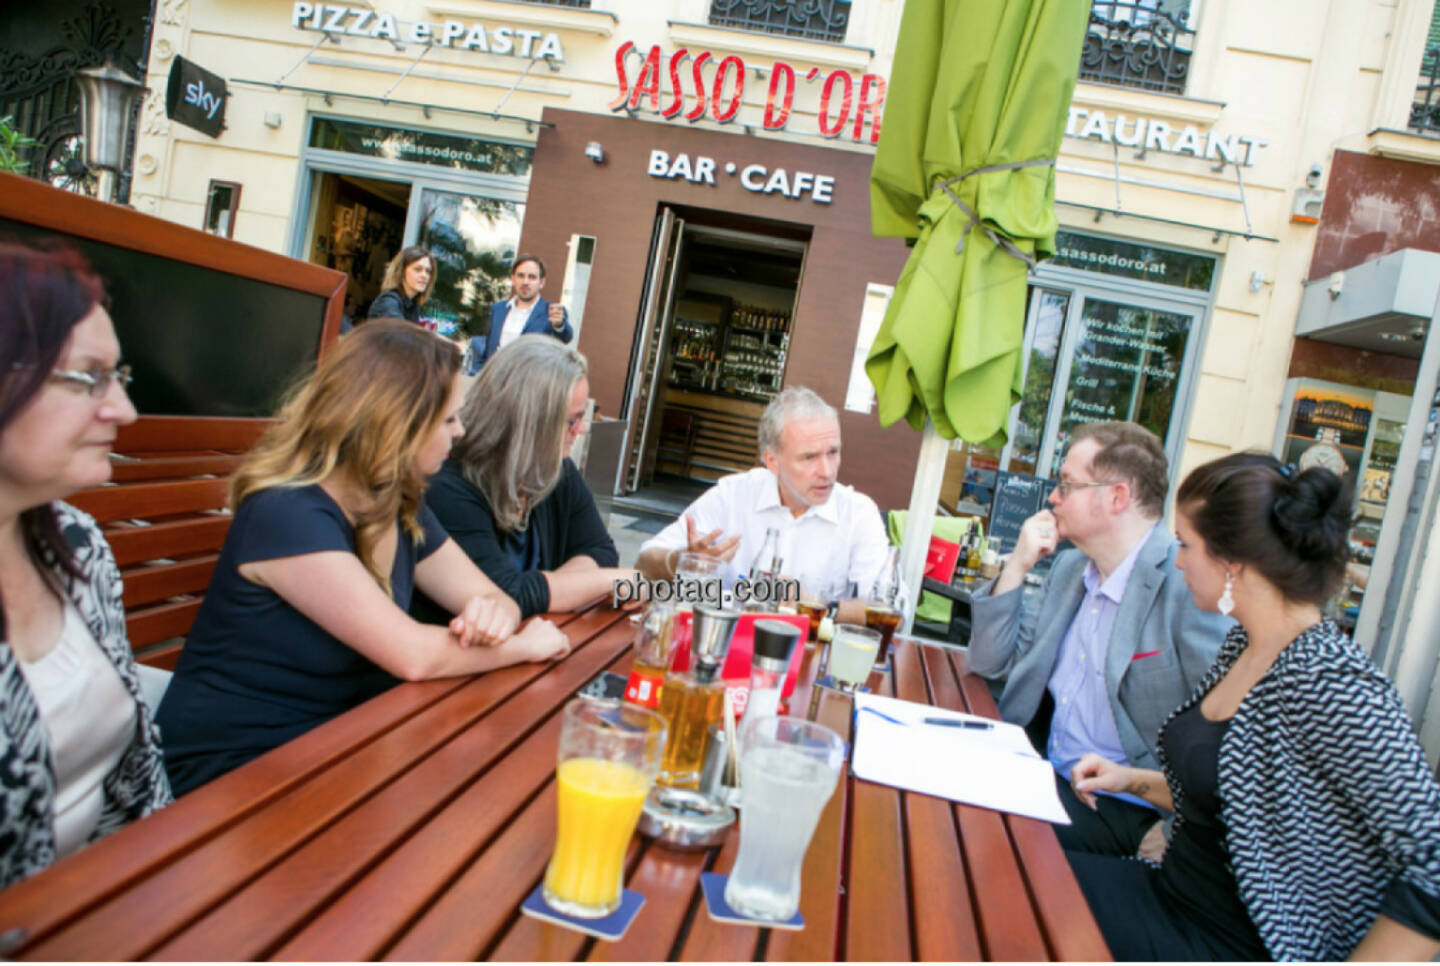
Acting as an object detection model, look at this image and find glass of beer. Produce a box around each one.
[827,623,881,692]
[725,716,846,921]
[544,697,666,918]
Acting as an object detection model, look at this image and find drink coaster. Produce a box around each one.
[815,674,870,693]
[520,885,645,941]
[699,873,805,930]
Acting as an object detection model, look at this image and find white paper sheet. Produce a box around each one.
[850,693,1070,824]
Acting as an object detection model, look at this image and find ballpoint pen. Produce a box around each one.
[923,717,993,730]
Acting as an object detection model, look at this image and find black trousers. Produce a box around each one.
[1065,851,1261,961]
[1051,772,1161,856]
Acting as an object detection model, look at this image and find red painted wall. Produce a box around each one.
[1309,149,1440,281]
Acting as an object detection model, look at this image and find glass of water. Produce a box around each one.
[826,623,881,692]
[724,715,846,921]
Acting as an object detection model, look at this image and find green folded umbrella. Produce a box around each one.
[867,0,1088,447]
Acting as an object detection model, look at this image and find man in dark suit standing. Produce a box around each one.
[474,254,573,370]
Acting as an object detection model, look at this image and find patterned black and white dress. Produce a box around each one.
[1071,619,1440,961]
[0,502,172,888]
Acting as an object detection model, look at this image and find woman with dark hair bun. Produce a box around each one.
[1066,452,1440,961]
[0,243,171,887]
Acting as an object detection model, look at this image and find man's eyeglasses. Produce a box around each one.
[1052,478,1118,498]
[50,364,133,399]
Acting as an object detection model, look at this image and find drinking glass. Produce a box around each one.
[826,623,881,692]
[724,716,846,921]
[543,697,666,917]
[795,577,843,645]
[866,571,905,668]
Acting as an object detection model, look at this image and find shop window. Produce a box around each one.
[1079,0,1197,95]
[1410,1,1440,136]
[1010,290,1070,477]
[203,180,241,237]
[707,0,851,43]
[1048,298,1195,473]
[416,188,524,338]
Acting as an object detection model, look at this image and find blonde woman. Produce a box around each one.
[367,246,434,324]
[412,336,632,623]
[156,321,568,795]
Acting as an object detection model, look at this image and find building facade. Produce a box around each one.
[125,0,1440,729]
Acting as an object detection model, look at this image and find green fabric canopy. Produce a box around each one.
[866,0,1088,447]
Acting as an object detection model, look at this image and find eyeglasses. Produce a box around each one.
[50,364,133,399]
[1052,478,1118,498]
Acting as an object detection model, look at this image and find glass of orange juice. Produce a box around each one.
[543,697,667,917]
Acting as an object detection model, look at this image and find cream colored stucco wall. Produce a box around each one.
[136,0,1436,476]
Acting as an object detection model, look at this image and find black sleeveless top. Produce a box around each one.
[1155,702,1269,960]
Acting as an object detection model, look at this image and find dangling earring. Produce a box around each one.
[1218,571,1235,617]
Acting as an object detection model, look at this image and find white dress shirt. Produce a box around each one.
[639,466,892,596]
[499,298,535,349]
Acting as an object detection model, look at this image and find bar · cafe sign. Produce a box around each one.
[609,42,886,145]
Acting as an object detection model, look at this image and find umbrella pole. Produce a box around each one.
[898,419,948,635]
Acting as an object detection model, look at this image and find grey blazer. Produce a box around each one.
[967,525,1229,772]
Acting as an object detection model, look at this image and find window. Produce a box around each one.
[1410,1,1440,136]
[1079,0,1197,95]
[203,180,241,237]
[707,0,851,44]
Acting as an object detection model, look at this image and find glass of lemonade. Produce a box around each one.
[543,697,666,918]
[826,623,881,692]
[724,715,846,921]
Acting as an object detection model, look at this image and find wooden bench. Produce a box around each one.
[66,416,270,669]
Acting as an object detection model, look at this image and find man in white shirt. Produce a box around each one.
[475,255,573,370]
[637,387,891,622]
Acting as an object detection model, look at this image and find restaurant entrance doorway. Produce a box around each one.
[616,206,809,514]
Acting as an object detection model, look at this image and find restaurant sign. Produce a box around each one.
[290,2,564,60]
[1065,106,1267,167]
[610,42,885,145]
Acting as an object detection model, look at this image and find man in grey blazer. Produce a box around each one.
[968,422,1228,858]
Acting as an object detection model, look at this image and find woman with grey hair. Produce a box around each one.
[410,335,630,621]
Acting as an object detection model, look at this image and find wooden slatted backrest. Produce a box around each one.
[67,417,271,668]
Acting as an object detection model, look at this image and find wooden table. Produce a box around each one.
[0,606,1110,961]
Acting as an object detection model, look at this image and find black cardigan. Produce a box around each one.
[367,289,420,323]
[411,458,618,621]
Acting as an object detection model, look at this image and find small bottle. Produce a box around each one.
[656,663,725,789]
[745,527,782,613]
[958,528,976,585]
[656,603,738,789]
[624,601,677,710]
[966,532,985,584]
[745,620,802,722]
[749,527,781,581]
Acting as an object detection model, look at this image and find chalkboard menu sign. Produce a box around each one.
[0,173,343,417]
[987,471,1057,555]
